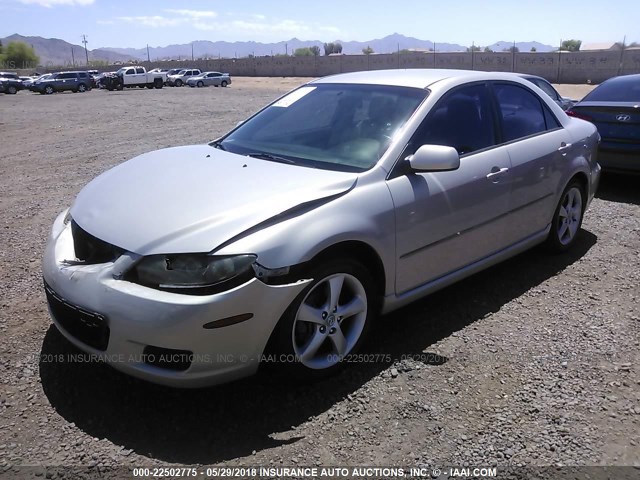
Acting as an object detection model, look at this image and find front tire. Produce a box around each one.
[197,81,204,87]
[44,86,54,94]
[77,83,87,92]
[175,79,183,87]
[267,259,376,379]
[221,80,228,87]
[7,86,17,94]
[546,180,585,252]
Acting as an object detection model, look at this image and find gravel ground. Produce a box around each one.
[0,78,638,478]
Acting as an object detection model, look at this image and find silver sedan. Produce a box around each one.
[187,71,232,88]
[43,69,600,387]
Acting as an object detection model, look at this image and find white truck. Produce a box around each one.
[112,66,164,89]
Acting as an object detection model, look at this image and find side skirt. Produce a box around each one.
[381,226,551,315]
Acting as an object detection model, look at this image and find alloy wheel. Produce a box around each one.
[292,273,367,369]
[557,186,583,246]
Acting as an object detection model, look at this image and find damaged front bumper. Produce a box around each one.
[42,210,310,388]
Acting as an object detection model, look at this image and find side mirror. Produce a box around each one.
[408,144,460,172]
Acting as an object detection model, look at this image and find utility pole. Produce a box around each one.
[557,39,562,83]
[285,43,288,56]
[618,35,626,76]
[71,46,75,67]
[147,44,150,62]
[191,42,194,61]
[81,34,89,66]
[471,41,475,70]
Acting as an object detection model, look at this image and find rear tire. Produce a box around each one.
[545,180,585,252]
[221,80,228,87]
[77,83,87,92]
[197,81,204,87]
[7,86,17,94]
[265,258,376,380]
[44,85,54,94]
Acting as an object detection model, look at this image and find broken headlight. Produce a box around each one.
[125,254,256,295]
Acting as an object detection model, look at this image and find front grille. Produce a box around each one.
[44,281,110,351]
[71,220,124,264]
[142,346,193,372]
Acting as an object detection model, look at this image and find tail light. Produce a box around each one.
[566,109,593,122]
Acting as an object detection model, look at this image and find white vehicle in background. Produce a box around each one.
[187,72,232,88]
[166,69,202,87]
[22,74,49,88]
[147,68,170,83]
[115,66,164,89]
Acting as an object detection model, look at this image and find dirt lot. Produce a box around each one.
[0,78,639,478]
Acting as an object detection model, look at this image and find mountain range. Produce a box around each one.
[1,33,556,67]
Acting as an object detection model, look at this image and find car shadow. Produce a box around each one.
[595,172,640,206]
[39,230,596,464]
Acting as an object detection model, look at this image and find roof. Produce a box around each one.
[581,42,617,51]
[310,69,523,89]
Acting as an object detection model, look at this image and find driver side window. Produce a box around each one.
[408,84,496,156]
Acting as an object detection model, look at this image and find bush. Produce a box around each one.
[1,41,40,69]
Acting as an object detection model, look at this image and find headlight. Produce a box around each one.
[125,254,257,295]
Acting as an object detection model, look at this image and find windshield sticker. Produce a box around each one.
[272,86,316,107]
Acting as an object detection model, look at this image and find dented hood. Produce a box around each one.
[70,145,357,255]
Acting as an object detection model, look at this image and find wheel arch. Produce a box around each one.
[304,240,386,307]
[562,171,589,211]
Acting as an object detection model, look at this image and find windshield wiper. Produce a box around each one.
[246,152,296,165]
[209,140,226,151]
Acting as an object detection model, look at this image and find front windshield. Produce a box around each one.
[116,67,127,75]
[219,83,428,172]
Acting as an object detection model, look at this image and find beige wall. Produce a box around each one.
[40,50,640,84]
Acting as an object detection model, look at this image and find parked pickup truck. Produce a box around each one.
[108,66,164,90]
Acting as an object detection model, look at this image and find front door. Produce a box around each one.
[388,83,513,294]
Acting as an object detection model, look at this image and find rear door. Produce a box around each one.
[209,72,221,86]
[135,67,146,84]
[387,83,513,293]
[492,81,572,243]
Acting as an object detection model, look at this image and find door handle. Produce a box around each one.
[486,167,509,180]
[558,142,572,154]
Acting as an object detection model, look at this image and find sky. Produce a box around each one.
[0,0,638,50]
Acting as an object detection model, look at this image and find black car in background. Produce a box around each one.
[29,71,92,94]
[567,74,640,172]
[0,72,24,94]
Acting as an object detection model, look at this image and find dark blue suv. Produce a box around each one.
[30,71,92,94]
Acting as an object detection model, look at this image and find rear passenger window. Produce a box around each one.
[136,68,144,74]
[544,107,561,129]
[495,83,547,142]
